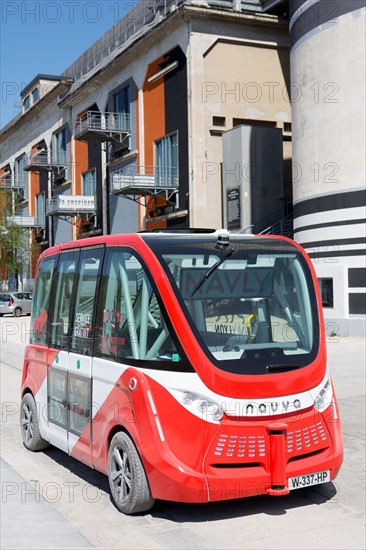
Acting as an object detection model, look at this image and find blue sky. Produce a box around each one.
[0,1,137,128]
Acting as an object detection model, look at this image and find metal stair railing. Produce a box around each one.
[259,213,294,237]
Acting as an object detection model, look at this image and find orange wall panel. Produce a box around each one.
[29,173,40,215]
[145,219,168,230]
[143,56,166,167]
[74,139,89,237]
[143,56,167,222]
[74,140,88,195]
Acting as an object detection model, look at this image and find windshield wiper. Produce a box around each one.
[266,364,300,373]
[188,247,234,300]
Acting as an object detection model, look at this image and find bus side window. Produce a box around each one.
[95,248,178,363]
[49,251,79,350]
[70,248,103,355]
[31,256,57,345]
[95,249,126,361]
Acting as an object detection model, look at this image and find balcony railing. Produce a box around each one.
[111,165,178,196]
[46,195,95,216]
[8,215,35,227]
[24,151,67,171]
[0,176,26,189]
[74,111,131,142]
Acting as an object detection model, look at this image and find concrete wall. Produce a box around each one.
[189,18,290,228]
[290,0,366,335]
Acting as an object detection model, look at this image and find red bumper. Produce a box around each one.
[146,406,343,503]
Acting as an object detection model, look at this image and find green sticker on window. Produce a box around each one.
[172,354,180,362]
[77,359,81,369]
[55,355,59,364]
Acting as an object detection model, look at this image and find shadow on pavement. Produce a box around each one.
[42,445,338,523]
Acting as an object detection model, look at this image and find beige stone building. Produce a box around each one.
[0,0,291,285]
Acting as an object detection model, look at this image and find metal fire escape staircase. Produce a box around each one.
[74,111,131,147]
[259,212,294,238]
[110,165,178,209]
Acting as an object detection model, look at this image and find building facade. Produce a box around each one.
[1,0,291,287]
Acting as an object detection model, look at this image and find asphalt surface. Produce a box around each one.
[0,316,365,549]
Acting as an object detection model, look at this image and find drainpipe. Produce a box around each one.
[102,143,108,235]
[138,87,145,230]
[48,169,53,246]
[70,107,76,241]
[185,17,194,227]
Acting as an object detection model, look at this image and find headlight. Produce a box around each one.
[198,399,209,412]
[212,406,224,421]
[172,389,224,423]
[197,398,224,421]
[314,379,332,412]
[182,392,194,405]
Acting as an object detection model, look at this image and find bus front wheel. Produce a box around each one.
[108,431,155,514]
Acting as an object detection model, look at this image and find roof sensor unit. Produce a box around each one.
[216,229,230,249]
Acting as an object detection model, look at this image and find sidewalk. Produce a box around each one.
[1,458,93,549]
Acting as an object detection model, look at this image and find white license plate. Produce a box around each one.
[288,470,330,490]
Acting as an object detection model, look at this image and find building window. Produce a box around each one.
[32,87,39,104]
[349,293,366,315]
[113,86,130,116]
[81,170,96,231]
[113,85,130,132]
[318,278,334,308]
[0,164,12,187]
[107,84,131,160]
[14,154,27,199]
[52,127,69,183]
[212,116,226,127]
[82,170,96,196]
[348,268,366,288]
[155,133,178,187]
[36,193,45,227]
[54,128,67,165]
[233,118,276,128]
[23,95,30,112]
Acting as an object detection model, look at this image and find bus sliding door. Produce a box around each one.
[47,247,103,467]
[67,247,103,467]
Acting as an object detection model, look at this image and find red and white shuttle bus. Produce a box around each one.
[21,230,343,513]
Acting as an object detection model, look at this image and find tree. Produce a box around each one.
[0,189,35,289]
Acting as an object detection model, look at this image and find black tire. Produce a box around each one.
[108,432,155,514]
[13,307,22,317]
[20,393,49,451]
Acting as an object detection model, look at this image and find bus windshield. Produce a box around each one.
[150,238,319,375]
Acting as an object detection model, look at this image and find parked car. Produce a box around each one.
[0,292,33,317]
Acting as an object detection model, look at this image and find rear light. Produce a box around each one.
[8,297,14,307]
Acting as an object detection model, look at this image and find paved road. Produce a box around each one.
[1,316,365,549]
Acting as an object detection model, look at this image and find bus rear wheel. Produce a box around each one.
[108,432,155,514]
